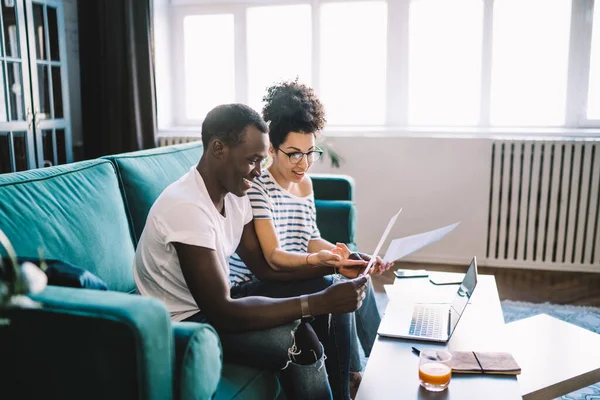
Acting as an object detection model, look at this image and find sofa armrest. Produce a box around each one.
[0,286,173,400]
[310,174,355,201]
[172,321,222,400]
[315,200,357,249]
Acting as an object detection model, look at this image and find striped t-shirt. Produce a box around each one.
[229,170,321,285]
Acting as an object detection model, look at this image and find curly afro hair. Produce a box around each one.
[262,78,326,149]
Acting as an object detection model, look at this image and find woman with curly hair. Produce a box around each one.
[229,79,391,399]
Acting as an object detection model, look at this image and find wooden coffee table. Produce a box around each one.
[505,313,600,400]
[356,274,522,399]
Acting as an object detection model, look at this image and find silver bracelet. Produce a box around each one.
[300,295,311,318]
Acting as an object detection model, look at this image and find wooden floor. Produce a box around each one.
[372,262,600,307]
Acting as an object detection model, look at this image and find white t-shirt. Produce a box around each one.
[133,166,253,321]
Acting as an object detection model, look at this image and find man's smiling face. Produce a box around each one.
[220,125,269,197]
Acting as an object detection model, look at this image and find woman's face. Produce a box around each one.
[271,131,316,184]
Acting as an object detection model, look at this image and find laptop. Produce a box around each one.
[377,256,478,343]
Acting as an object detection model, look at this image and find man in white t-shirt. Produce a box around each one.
[134,104,368,400]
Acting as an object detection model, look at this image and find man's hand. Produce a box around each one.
[309,275,369,315]
[337,264,367,279]
[348,250,394,276]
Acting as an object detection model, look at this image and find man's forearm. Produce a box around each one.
[215,294,326,332]
[214,296,301,332]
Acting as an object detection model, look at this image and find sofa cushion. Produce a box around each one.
[104,142,203,244]
[0,160,136,292]
[315,200,356,248]
[214,363,281,400]
[311,174,355,201]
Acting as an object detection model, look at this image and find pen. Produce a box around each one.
[411,347,421,356]
[447,308,452,339]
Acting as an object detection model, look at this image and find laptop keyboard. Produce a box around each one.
[409,305,443,338]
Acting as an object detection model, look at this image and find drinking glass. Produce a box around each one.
[418,350,452,392]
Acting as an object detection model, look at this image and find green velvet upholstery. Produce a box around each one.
[0,143,357,400]
[0,160,136,293]
[214,364,282,400]
[173,322,223,400]
[315,200,357,248]
[103,142,203,244]
[0,154,223,399]
[0,286,176,400]
[311,174,355,201]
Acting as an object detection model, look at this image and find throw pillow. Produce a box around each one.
[1,257,109,291]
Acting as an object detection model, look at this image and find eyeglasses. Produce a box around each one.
[277,148,324,164]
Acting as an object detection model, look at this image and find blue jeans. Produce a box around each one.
[187,276,353,400]
[350,278,381,372]
[186,314,332,400]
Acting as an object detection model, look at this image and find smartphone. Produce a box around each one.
[393,269,429,279]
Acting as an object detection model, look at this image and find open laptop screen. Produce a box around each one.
[448,257,478,336]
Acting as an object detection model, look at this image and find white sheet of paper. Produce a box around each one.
[383,222,460,263]
[361,208,403,276]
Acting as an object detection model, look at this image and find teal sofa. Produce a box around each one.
[0,142,357,400]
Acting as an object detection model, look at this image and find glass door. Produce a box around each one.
[25,0,71,168]
[0,0,35,173]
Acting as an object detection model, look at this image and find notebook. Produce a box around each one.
[377,257,478,342]
[451,351,521,375]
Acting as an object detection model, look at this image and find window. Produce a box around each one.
[165,0,600,132]
[408,0,483,126]
[588,1,600,120]
[183,14,234,120]
[491,0,571,126]
[320,1,387,125]
[247,5,312,113]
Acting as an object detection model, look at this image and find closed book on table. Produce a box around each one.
[451,351,521,375]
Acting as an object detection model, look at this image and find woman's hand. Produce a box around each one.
[313,247,367,268]
[330,242,352,260]
[313,243,368,270]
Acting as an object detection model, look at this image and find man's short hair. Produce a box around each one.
[201,104,269,148]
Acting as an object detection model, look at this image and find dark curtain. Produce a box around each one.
[78,0,157,159]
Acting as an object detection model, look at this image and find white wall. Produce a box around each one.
[310,134,493,266]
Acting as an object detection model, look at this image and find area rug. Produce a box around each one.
[501,300,600,400]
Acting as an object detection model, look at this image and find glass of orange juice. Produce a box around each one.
[418,350,452,391]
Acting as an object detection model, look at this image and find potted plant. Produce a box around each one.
[318,139,344,169]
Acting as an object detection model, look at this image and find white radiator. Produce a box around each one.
[486,139,600,270]
[157,136,201,147]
